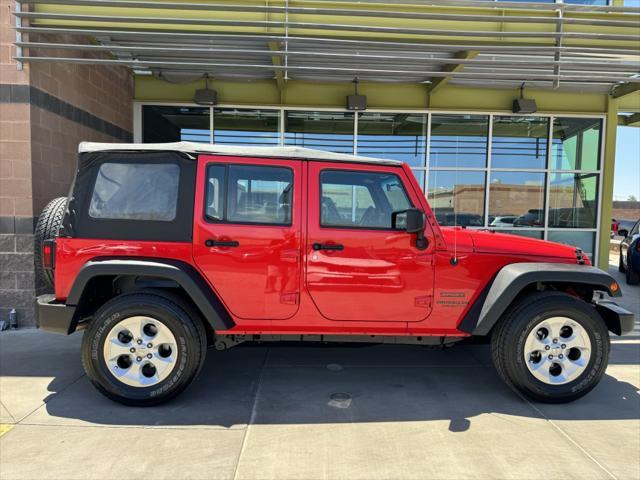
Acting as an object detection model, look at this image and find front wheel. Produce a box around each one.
[491,292,609,403]
[81,292,207,406]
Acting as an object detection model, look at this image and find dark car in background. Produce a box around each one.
[619,218,640,285]
[514,209,544,227]
[434,212,484,227]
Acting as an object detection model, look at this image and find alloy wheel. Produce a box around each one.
[523,316,592,385]
[103,316,178,387]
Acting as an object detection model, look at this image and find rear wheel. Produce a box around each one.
[491,292,609,403]
[81,292,207,406]
[34,197,67,290]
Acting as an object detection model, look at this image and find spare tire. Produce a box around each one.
[34,197,67,291]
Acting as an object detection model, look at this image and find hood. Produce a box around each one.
[469,230,582,261]
[439,227,476,253]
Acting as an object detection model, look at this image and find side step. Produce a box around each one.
[213,334,464,350]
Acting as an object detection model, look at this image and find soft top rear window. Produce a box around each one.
[88,162,180,221]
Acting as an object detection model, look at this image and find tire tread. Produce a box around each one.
[34,197,67,290]
[81,291,208,406]
[491,291,609,403]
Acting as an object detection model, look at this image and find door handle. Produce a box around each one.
[312,243,344,251]
[205,239,239,248]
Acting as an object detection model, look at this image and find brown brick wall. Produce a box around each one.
[29,32,133,133]
[30,109,122,212]
[0,0,29,85]
[0,103,32,218]
[612,208,640,221]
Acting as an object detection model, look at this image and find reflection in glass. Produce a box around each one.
[551,118,601,171]
[492,116,549,169]
[410,169,426,192]
[427,170,486,226]
[227,165,293,225]
[357,113,427,167]
[489,171,545,227]
[548,173,598,228]
[284,111,354,153]
[213,108,279,146]
[430,115,488,168]
[494,230,544,239]
[548,231,595,259]
[563,0,607,4]
[142,106,210,143]
[89,163,180,221]
[320,171,412,229]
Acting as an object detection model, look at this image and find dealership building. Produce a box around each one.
[1,0,639,327]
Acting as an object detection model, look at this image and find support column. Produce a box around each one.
[597,95,618,270]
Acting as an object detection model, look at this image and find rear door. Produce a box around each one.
[193,155,302,320]
[306,162,435,322]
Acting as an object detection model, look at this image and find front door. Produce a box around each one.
[306,162,435,322]
[193,155,302,320]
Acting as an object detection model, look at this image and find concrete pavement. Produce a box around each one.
[0,271,638,480]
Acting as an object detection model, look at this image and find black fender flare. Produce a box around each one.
[67,258,234,331]
[459,263,621,336]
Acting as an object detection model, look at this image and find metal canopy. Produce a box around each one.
[13,0,640,93]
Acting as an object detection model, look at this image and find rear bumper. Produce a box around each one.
[37,294,77,335]
[595,301,636,336]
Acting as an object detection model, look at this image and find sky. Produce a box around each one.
[614,126,640,201]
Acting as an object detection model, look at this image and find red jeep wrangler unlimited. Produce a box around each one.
[35,142,634,406]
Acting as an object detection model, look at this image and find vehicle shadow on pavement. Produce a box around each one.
[26,343,640,431]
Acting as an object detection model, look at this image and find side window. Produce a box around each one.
[205,164,293,225]
[631,221,640,236]
[89,162,180,221]
[205,165,225,221]
[320,170,412,229]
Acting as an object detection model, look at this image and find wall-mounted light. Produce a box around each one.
[194,74,217,105]
[512,82,537,114]
[346,77,367,111]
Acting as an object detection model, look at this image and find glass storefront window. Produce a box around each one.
[495,230,544,239]
[213,108,279,146]
[357,113,426,167]
[410,169,426,192]
[548,172,598,228]
[551,118,601,171]
[564,0,608,4]
[548,231,595,259]
[142,106,210,143]
[489,171,546,227]
[491,116,549,169]
[430,115,488,169]
[427,170,486,226]
[139,105,604,259]
[284,111,354,153]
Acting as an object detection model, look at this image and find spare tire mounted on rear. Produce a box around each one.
[34,197,67,291]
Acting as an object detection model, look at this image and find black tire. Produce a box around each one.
[626,257,640,285]
[34,196,67,291]
[81,292,207,406]
[618,252,626,273]
[491,292,610,403]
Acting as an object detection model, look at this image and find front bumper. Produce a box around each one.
[37,294,77,335]
[595,301,636,336]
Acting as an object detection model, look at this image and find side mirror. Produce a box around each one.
[392,208,427,250]
[618,229,628,238]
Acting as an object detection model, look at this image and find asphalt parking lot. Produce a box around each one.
[0,263,638,480]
